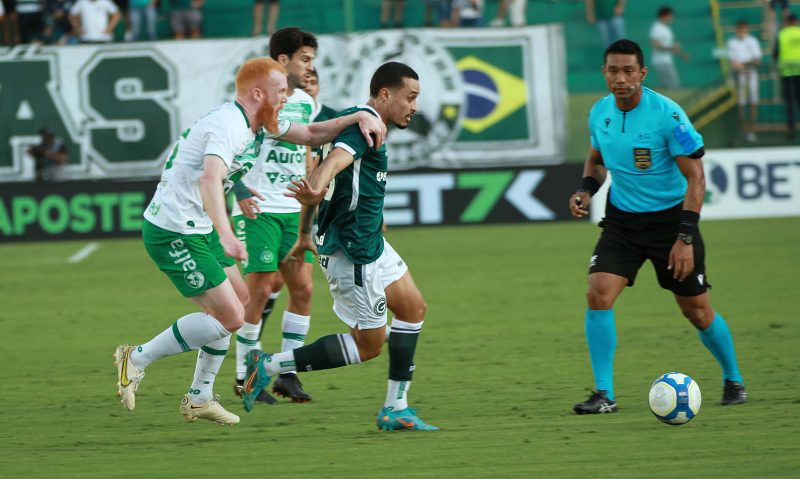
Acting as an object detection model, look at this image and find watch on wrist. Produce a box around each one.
[677,233,694,245]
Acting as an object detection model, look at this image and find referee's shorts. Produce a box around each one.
[588,201,710,297]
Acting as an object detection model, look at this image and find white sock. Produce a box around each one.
[189,334,231,404]
[281,311,310,376]
[235,321,261,381]
[384,380,411,411]
[265,350,296,376]
[130,312,228,369]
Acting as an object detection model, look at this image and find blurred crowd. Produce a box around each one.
[0,0,213,45]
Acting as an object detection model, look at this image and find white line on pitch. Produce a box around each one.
[68,242,100,263]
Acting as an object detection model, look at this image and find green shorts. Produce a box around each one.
[233,211,313,274]
[142,220,235,297]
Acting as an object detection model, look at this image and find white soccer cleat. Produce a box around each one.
[114,345,145,411]
[179,394,240,425]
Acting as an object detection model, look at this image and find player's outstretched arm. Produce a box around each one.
[278,111,386,149]
[285,147,355,207]
[569,147,606,218]
[200,155,247,261]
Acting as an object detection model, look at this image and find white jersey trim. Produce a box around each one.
[349,158,361,212]
[334,142,357,156]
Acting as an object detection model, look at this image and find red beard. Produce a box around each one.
[257,101,279,135]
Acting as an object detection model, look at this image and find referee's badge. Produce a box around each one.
[633,148,652,170]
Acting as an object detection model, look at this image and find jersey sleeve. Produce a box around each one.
[663,104,704,158]
[332,124,369,160]
[264,118,291,139]
[203,116,240,168]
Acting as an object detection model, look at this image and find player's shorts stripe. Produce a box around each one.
[354,264,363,287]
[200,345,227,356]
[171,322,191,352]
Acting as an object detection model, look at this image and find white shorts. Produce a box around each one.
[736,70,759,106]
[318,239,408,330]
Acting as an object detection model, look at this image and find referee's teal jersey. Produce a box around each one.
[589,87,704,213]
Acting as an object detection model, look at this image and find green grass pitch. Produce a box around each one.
[1,218,798,478]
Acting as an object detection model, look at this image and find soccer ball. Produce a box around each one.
[648,372,702,425]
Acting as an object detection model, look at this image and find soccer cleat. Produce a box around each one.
[720,380,747,406]
[241,350,273,412]
[180,394,240,425]
[376,407,439,431]
[272,373,312,403]
[114,345,145,411]
[573,390,617,415]
[234,378,277,405]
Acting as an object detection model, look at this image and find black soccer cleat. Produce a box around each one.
[272,373,312,403]
[720,380,747,406]
[573,390,617,415]
[234,378,277,405]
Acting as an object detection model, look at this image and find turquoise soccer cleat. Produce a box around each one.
[376,407,439,431]
[242,350,273,412]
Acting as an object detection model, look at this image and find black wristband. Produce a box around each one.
[577,176,601,196]
[679,210,700,234]
[231,181,254,201]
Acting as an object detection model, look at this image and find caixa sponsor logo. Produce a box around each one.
[704,159,799,204]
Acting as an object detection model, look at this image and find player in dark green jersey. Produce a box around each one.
[241,62,437,431]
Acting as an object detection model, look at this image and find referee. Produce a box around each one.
[568,39,747,414]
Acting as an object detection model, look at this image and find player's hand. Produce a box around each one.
[285,178,328,206]
[356,111,387,149]
[220,233,247,262]
[237,188,265,219]
[668,241,694,281]
[238,198,259,219]
[569,191,591,218]
[281,236,317,268]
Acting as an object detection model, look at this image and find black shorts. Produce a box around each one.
[589,201,710,297]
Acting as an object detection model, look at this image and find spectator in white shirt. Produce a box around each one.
[70,0,120,43]
[727,20,763,142]
[453,0,483,27]
[649,6,690,89]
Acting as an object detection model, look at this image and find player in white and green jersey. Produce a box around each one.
[242,62,438,431]
[113,56,387,425]
[230,28,319,404]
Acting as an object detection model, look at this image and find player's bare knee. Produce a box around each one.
[682,305,712,329]
[217,302,245,332]
[586,288,614,310]
[358,343,383,361]
[414,299,428,321]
